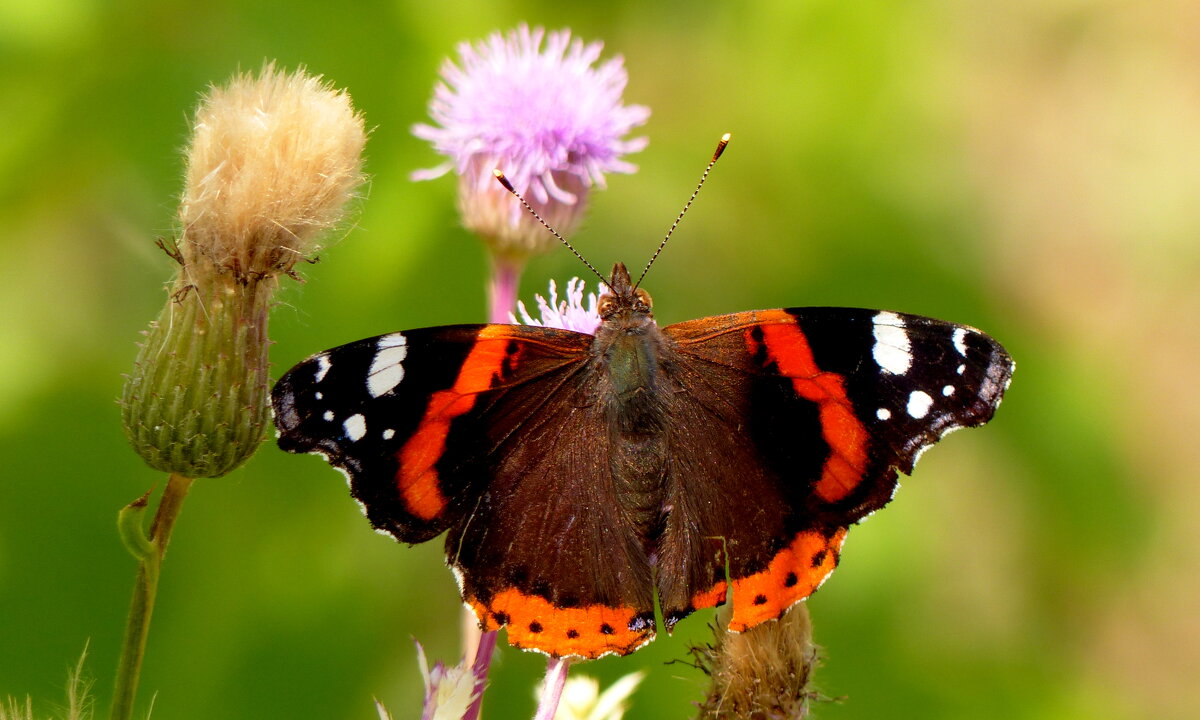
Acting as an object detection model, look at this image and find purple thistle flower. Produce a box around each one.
[413,24,649,258]
[512,277,602,335]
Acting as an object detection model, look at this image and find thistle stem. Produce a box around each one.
[532,657,571,720]
[110,473,195,720]
[461,630,498,720]
[487,257,523,324]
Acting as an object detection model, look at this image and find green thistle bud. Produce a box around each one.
[122,279,274,477]
[122,63,366,478]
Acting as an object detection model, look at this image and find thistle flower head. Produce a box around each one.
[180,61,366,281]
[123,64,366,478]
[413,25,649,259]
[512,277,602,334]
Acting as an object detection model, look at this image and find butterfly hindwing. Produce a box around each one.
[444,365,659,658]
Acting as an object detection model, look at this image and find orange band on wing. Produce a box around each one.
[395,327,520,520]
[690,581,728,612]
[752,313,869,502]
[727,528,847,633]
[468,588,654,659]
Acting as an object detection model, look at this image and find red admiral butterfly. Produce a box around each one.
[271,262,1013,659]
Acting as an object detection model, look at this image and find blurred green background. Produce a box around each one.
[2,1,1197,718]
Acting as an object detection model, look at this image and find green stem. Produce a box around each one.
[110,473,195,720]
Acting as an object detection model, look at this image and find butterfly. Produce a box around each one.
[271,259,1013,659]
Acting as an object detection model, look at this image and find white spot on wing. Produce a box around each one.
[942,385,955,397]
[382,428,395,440]
[322,410,335,422]
[314,354,332,383]
[877,408,891,421]
[872,312,912,375]
[952,328,968,356]
[343,413,367,441]
[957,364,966,375]
[907,390,933,419]
[368,334,408,398]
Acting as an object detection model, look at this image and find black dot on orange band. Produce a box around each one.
[529,621,543,633]
[600,623,615,635]
[811,550,827,567]
[566,629,579,639]
[502,340,521,372]
[493,612,510,626]
[832,549,841,566]
[784,572,798,587]
[754,594,768,606]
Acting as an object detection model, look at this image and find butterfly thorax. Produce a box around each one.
[593,263,674,545]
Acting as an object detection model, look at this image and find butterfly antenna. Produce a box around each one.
[634,132,731,290]
[492,170,609,287]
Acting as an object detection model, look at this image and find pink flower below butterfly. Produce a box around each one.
[412,24,649,258]
[512,277,602,335]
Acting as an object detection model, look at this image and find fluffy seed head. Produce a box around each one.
[179,62,366,281]
[695,605,824,719]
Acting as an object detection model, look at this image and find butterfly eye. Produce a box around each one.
[598,295,617,317]
[635,288,653,310]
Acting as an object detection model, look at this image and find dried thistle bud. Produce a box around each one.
[179,62,366,282]
[695,605,824,720]
[122,64,366,478]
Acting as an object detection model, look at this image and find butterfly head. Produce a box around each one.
[599,262,654,328]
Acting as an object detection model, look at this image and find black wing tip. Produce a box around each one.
[269,359,335,456]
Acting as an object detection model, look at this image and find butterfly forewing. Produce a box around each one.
[273,325,591,541]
